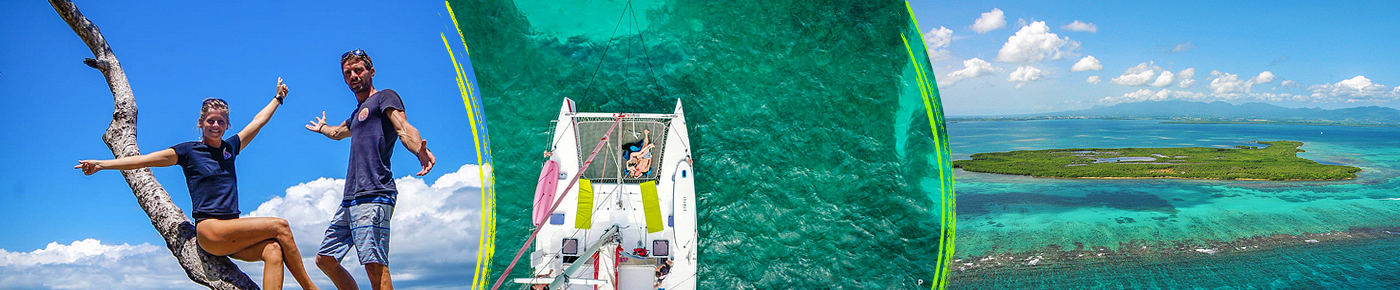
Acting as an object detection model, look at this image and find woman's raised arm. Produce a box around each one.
[236,77,289,150]
[75,148,178,175]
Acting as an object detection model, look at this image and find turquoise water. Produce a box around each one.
[946,119,1400,288]
[452,1,945,288]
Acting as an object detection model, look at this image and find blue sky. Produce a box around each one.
[0,1,488,289]
[908,1,1400,116]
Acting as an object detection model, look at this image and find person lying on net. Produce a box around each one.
[623,129,655,178]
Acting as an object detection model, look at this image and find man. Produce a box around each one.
[306,49,435,290]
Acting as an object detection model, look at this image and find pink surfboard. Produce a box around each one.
[533,159,560,226]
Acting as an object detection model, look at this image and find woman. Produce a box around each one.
[75,78,318,290]
[623,129,655,178]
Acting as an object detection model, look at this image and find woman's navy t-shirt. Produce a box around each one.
[343,89,404,205]
[171,135,241,221]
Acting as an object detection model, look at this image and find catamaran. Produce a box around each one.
[496,97,697,290]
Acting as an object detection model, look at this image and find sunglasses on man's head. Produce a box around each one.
[341,49,367,59]
[340,49,373,68]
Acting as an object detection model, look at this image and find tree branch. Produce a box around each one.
[49,1,259,289]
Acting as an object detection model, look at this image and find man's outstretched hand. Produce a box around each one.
[416,140,436,176]
[305,111,328,133]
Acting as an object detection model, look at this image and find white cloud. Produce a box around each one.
[923,26,954,61]
[943,58,1001,85]
[1113,71,1156,86]
[1150,71,1176,87]
[1308,76,1395,101]
[1177,68,1197,88]
[996,21,1079,63]
[241,164,488,285]
[1101,75,1399,104]
[1087,76,1102,84]
[1007,66,1046,88]
[1166,41,1196,54]
[1281,80,1303,88]
[1060,20,1097,32]
[1205,70,1283,96]
[0,239,189,289]
[6,164,490,289]
[971,8,1006,33]
[1110,62,1163,86]
[1070,55,1102,71]
[1099,89,1210,104]
[1209,71,1251,94]
[1252,71,1276,84]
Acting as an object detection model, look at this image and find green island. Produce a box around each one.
[952,141,1361,180]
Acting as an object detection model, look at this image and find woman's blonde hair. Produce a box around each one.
[199,97,229,125]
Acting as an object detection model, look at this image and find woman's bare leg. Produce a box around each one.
[198,217,319,290]
[230,239,284,290]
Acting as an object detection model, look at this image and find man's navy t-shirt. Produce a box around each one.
[171,135,241,221]
[344,89,404,204]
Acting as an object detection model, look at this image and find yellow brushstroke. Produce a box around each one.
[905,3,958,287]
[441,3,496,287]
[902,2,957,287]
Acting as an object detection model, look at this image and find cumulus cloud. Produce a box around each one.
[971,8,1006,33]
[5,164,490,289]
[1070,55,1102,71]
[1087,75,1102,84]
[996,21,1079,63]
[1101,88,1320,104]
[1103,74,1399,104]
[1177,68,1197,88]
[943,58,1001,85]
[1100,89,1210,104]
[1252,71,1276,84]
[1060,20,1097,32]
[1007,66,1046,88]
[923,26,954,61]
[1150,71,1176,87]
[0,239,189,289]
[1110,62,1164,86]
[241,164,488,285]
[1308,76,1395,101]
[1204,70,1282,96]
[1209,71,1251,94]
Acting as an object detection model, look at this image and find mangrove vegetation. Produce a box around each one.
[952,141,1361,180]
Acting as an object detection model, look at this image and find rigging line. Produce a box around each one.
[534,141,627,277]
[627,0,638,95]
[492,115,625,290]
[548,105,577,153]
[657,119,689,162]
[525,122,656,288]
[580,0,635,102]
[628,0,666,96]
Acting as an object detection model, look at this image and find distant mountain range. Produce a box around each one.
[954,101,1400,126]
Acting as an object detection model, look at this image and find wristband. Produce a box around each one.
[275,94,285,104]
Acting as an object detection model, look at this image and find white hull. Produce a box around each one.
[523,98,697,290]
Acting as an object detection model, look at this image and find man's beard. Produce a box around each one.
[350,80,371,93]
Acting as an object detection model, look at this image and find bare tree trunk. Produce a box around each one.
[49,1,259,289]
